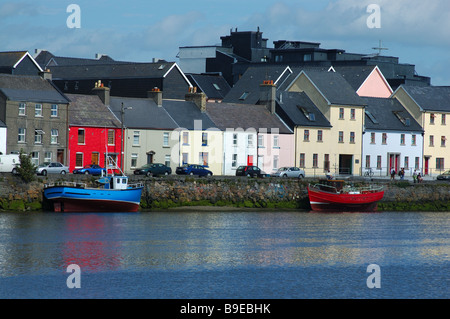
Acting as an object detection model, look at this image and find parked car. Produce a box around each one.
[176,164,213,176]
[134,163,172,177]
[36,162,70,176]
[436,170,450,180]
[236,165,266,178]
[73,164,106,175]
[0,154,20,174]
[272,167,305,179]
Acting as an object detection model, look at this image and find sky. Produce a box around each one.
[1,0,449,85]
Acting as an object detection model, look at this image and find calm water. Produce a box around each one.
[0,210,448,299]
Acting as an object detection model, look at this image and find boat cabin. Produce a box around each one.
[99,176,129,190]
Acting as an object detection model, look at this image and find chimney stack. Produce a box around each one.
[259,80,276,114]
[40,69,52,81]
[148,87,163,106]
[92,80,110,105]
[185,87,206,112]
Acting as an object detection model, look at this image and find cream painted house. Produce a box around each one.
[392,86,450,176]
[285,70,366,176]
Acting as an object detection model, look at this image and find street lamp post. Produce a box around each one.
[120,102,132,173]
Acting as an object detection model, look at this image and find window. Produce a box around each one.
[365,155,371,168]
[441,136,446,147]
[377,156,382,169]
[317,130,323,142]
[35,104,42,117]
[78,129,85,144]
[430,113,435,124]
[442,114,446,125]
[44,152,52,163]
[247,135,253,147]
[339,108,344,119]
[258,135,264,147]
[19,103,26,116]
[18,128,26,143]
[133,131,140,146]
[182,153,188,165]
[299,153,305,168]
[51,129,58,144]
[75,153,83,167]
[162,132,169,147]
[182,132,189,145]
[350,132,355,144]
[131,153,138,168]
[412,134,416,146]
[31,152,39,166]
[273,155,279,170]
[382,133,387,144]
[232,154,237,168]
[324,154,330,171]
[429,135,434,147]
[233,133,238,146]
[312,154,318,168]
[199,152,208,166]
[338,131,344,143]
[51,104,58,117]
[34,130,43,144]
[165,155,171,168]
[404,156,409,169]
[108,130,115,145]
[202,133,208,146]
[350,109,355,120]
[400,134,405,145]
[370,132,376,144]
[273,135,279,148]
[436,158,444,170]
[304,130,310,142]
[239,92,250,100]
[415,157,420,170]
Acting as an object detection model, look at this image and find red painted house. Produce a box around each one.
[66,87,122,173]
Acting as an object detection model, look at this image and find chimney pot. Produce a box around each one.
[92,82,110,105]
[185,91,206,112]
[148,88,163,106]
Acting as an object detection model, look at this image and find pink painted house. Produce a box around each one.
[335,65,393,98]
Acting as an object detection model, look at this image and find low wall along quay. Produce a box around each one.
[0,174,449,212]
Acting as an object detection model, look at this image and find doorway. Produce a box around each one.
[339,154,353,175]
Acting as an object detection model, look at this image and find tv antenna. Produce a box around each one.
[372,40,388,56]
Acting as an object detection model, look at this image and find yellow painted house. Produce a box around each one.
[285,70,366,176]
[392,86,450,176]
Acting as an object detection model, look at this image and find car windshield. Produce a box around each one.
[39,162,50,168]
[141,164,153,168]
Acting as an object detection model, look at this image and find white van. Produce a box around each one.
[0,154,20,174]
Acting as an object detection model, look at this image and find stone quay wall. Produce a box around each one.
[0,173,449,211]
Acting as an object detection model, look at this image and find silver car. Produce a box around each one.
[36,162,70,176]
[272,167,305,179]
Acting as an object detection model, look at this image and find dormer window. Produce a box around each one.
[239,92,249,100]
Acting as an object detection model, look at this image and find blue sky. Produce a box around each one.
[1,0,449,85]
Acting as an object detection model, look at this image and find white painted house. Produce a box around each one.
[0,119,6,155]
[362,97,423,177]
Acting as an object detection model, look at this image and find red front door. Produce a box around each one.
[247,155,253,166]
[424,157,429,175]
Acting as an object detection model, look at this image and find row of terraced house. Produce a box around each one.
[0,30,449,177]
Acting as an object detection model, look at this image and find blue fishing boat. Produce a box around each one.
[43,157,143,212]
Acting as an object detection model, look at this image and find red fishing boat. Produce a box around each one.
[307,179,384,212]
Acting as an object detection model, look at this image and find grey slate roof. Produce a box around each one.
[206,102,292,134]
[0,51,28,68]
[34,50,132,69]
[400,86,450,112]
[0,119,6,128]
[222,65,292,104]
[299,70,366,106]
[0,74,69,104]
[187,74,231,100]
[162,100,217,130]
[276,91,331,128]
[363,97,423,132]
[66,94,121,128]
[109,97,178,130]
[49,62,179,80]
[333,65,378,91]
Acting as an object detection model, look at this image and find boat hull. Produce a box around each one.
[307,186,384,212]
[44,186,143,212]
